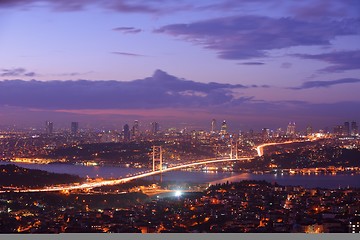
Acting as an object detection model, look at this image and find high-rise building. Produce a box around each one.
[333,125,343,136]
[344,122,350,136]
[123,124,130,141]
[71,122,79,134]
[45,121,53,135]
[351,121,358,136]
[132,120,139,138]
[220,120,227,135]
[286,122,296,136]
[151,122,159,135]
[211,119,216,133]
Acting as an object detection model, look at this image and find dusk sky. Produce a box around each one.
[0,0,359,131]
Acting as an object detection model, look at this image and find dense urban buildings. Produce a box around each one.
[0,118,359,234]
[2,0,359,237]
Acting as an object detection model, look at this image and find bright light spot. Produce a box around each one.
[175,190,182,197]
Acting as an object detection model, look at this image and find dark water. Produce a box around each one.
[2,162,360,189]
[155,171,360,189]
[0,162,143,178]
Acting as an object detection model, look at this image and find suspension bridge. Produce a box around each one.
[4,140,295,193]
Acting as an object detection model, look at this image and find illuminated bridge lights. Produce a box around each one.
[7,141,314,193]
[9,157,250,193]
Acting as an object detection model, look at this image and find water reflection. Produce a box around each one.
[2,162,360,189]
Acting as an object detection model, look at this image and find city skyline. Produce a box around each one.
[3,118,358,139]
[0,1,359,129]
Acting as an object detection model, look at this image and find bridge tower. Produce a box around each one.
[152,146,163,172]
[230,140,238,159]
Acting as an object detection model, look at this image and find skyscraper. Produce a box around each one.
[344,122,350,136]
[123,124,130,141]
[333,125,344,136]
[151,122,159,135]
[286,122,296,136]
[351,121,358,136]
[45,121,53,135]
[211,119,216,133]
[220,120,227,135]
[132,120,139,138]
[71,122,79,134]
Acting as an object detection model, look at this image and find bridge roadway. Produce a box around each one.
[8,157,251,193]
[6,140,304,193]
[256,141,296,157]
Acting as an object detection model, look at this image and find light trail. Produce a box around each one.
[256,141,295,157]
[255,139,315,157]
[7,157,251,193]
[6,140,314,193]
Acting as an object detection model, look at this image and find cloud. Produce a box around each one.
[111,51,146,57]
[57,71,93,77]
[200,0,359,19]
[0,68,36,77]
[291,78,360,90]
[0,70,359,130]
[0,70,260,110]
[238,62,265,65]
[155,15,359,60]
[290,0,360,19]
[112,27,142,34]
[293,50,360,73]
[1,0,359,19]
[0,0,188,14]
[105,1,161,14]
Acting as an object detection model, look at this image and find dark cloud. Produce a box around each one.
[0,68,36,77]
[111,51,146,57]
[290,0,360,19]
[24,72,36,77]
[104,1,160,14]
[200,0,359,19]
[293,50,360,73]
[0,0,92,10]
[291,78,360,90]
[0,0,187,14]
[1,0,358,18]
[0,70,258,110]
[112,27,142,34]
[198,0,282,13]
[238,62,265,65]
[155,16,359,60]
[0,70,359,130]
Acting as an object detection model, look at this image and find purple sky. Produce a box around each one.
[0,0,359,131]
